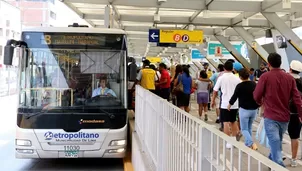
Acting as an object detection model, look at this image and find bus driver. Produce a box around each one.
[92,76,117,97]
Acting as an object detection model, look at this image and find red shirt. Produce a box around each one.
[253,68,302,122]
[159,69,171,89]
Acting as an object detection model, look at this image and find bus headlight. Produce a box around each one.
[16,149,34,154]
[16,139,32,146]
[107,148,125,153]
[110,140,126,146]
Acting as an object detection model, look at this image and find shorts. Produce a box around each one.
[197,92,209,104]
[215,96,220,109]
[288,114,302,139]
[176,92,190,107]
[220,109,238,123]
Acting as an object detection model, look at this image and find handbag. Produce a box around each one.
[172,75,183,94]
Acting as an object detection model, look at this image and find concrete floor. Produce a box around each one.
[189,101,302,171]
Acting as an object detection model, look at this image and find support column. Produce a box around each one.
[262,12,302,55]
[104,5,111,28]
[233,27,269,63]
[215,35,251,69]
[206,59,219,70]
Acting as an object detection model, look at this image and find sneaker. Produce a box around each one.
[204,115,208,121]
[226,143,232,149]
[290,159,298,167]
[236,133,242,141]
[219,127,223,132]
[215,119,220,123]
[250,143,258,150]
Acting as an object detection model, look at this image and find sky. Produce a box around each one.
[54,0,89,27]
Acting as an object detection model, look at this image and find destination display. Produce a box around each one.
[22,32,126,50]
[43,35,106,46]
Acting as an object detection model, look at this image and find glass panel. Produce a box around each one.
[19,32,126,111]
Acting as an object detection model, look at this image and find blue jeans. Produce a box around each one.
[264,118,289,167]
[239,108,257,147]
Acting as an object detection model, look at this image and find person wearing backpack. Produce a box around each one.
[288,60,302,167]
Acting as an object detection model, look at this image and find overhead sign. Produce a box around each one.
[148,29,203,44]
[146,57,161,63]
[191,49,205,60]
[160,30,203,44]
[149,29,160,43]
[207,41,248,59]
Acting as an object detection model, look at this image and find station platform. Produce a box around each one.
[0,89,301,171]
[188,102,302,171]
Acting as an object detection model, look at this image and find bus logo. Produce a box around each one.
[44,132,53,140]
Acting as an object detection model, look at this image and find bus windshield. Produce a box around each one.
[19,32,127,111]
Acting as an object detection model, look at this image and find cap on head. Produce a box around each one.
[290,60,302,72]
[233,62,243,71]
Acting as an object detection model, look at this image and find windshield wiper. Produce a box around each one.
[25,110,49,119]
[98,108,115,119]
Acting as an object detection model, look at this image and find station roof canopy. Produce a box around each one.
[62,0,302,58]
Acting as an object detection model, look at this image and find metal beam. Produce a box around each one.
[122,26,265,37]
[85,14,273,28]
[262,12,302,55]
[111,5,124,29]
[233,27,269,62]
[215,35,251,69]
[67,0,302,12]
[61,0,95,27]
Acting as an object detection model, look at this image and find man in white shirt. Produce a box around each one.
[92,76,116,97]
[211,61,241,148]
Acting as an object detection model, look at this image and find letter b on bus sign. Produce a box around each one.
[173,34,181,42]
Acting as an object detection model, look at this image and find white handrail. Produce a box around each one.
[133,85,289,171]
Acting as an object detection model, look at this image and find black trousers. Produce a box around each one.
[160,88,170,101]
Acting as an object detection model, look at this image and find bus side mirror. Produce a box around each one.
[3,45,14,65]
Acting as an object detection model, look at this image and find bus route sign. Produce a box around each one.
[159,30,203,44]
[42,35,106,45]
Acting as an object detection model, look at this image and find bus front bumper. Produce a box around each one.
[15,148,126,158]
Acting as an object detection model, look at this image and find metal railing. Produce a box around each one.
[133,85,289,171]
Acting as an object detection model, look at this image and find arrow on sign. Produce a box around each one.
[151,32,159,40]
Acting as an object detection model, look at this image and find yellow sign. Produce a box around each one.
[146,57,161,63]
[159,30,203,44]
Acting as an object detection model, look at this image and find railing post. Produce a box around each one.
[157,99,164,171]
[198,126,211,171]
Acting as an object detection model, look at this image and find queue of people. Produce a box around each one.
[210,53,302,168]
[133,55,302,168]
